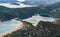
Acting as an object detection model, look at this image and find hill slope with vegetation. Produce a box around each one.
[0,2,60,21]
[4,21,60,37]
[0,2,60,37]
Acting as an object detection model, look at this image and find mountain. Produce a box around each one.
[0,1,60,37]
[0,6,38,21]
[23,0,60,6]
[23,0,47,6]
[0,2,60,21]
[0,3,35,8]
[38,2,60,18]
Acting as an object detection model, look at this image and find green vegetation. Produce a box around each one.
[0,6,38,21]
[4,21,34,37]
[0,2,60,21]
[4,21,60,37]
[0,2,60,37]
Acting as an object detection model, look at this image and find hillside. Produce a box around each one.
[0,6,38,21]
[4,21,60,37]
[0,2,60,21]
[23,0,60,5]
[37,2,60,18]
[0,1,60,37]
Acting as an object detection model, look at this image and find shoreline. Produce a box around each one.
[0,3,36,8]
[0,20,24,37]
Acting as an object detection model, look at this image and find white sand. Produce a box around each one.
[0,19,24,36]
[23,14,55,26]
[0,3,36,8]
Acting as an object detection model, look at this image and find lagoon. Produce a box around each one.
[0,20,20,35]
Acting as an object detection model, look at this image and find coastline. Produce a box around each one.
[0,20,24,37]
[0,3,36,8]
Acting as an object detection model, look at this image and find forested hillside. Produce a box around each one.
[0,2,60,21]
[4,21,60,37]
[0,2,60,37]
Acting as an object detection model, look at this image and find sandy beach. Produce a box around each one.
[0,20,24,37]
[0,3,36,8]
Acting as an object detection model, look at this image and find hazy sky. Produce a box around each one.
[0,0,60,2]
[0,0,25,2]
[17,0,25,2]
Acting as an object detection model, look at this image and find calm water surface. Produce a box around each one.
[0,20,20,35]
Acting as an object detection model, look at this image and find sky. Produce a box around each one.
[0,0,25,3]
[17,0,25,2]
[0,0,60,2]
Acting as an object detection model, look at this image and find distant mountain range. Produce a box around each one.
[0,3,35,8]
[0,2,60,21]
[23,0,60,6]
[0,0,60,6]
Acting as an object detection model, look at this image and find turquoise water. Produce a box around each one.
[0,20,20,35]
[23,14,55,26]
[40,13,50,17]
